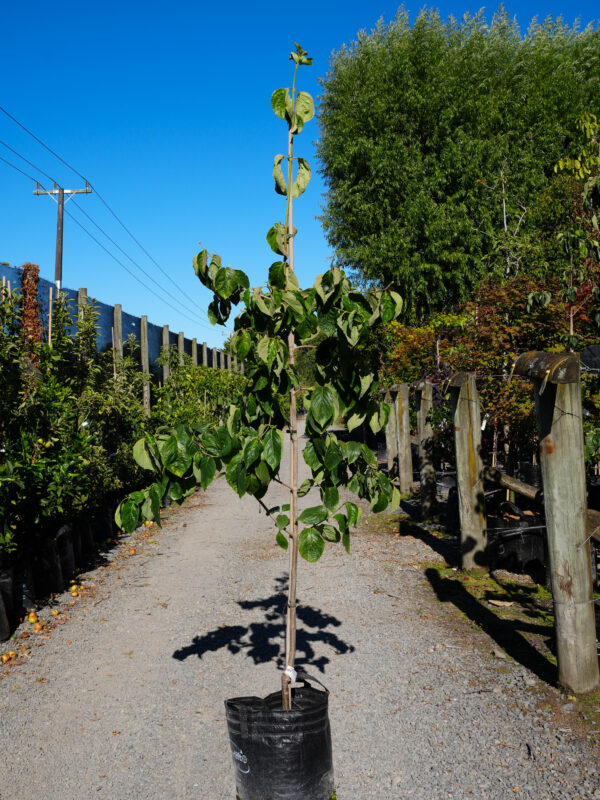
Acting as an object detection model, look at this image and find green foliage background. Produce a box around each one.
[317,8,600,320]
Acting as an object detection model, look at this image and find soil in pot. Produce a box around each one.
[225,681,334,800]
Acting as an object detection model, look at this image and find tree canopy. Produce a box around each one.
[317,7,600,321]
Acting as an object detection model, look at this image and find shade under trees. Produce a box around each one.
[317,7,600,320]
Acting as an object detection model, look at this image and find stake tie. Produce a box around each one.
[284,665,297,683]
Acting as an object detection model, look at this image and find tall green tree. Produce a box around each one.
[317,7,600,320]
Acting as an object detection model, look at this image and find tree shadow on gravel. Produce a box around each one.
[397,516,460,567]
[172,575,354,673]
[425,568,556,685]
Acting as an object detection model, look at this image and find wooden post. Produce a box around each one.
[415,380,437,519]
[202,342,208,367]
[448,373,487,572]
[162,325,170,383]
[212,347,217,369]
[113,304,123,360]
[513,351,599,694]
[233,355,239,373]
[140,316,151,415]
[383,386,398,476]
[191,338,198,366]
[395,383,413,494]
[77,287,87,319]
[178,331,184,365]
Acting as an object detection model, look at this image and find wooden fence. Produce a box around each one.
[383,351,600,695]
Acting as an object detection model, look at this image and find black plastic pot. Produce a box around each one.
[0,566,20,627]
[56,525,76,582]
[77,515,96,556]
[0,592,9,641]
[32,539,64,597]
[225,680,334,800]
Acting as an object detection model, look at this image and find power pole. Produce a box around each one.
[34,181,92,292]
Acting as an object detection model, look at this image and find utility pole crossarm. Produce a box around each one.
[34,181,92,292]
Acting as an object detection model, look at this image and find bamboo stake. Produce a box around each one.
[282,124,299,712]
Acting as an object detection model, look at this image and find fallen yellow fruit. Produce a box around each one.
[51,610,59,617]
[28,612,38,624]
[71,591,79,597]
[7,651,16,659]
[1,654,11,663]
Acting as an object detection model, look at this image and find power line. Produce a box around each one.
[0,139,57,185]
[0,104,212,320]
[70,198,210,327]
[63,206,215,333]
[0,153,42,185]
[0,134,217,332]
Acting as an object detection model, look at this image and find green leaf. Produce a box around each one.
[276,531,289,550]
[117,498,139,533]
[342,530,350,554]
[276,514,290,530]
[168,480,183,502]
[390,486,401,512]
[266,223,285,256]
[298,478,313,497]
[243,439,261,468]
[263,428,283,471]
[282,290,304,318]
[303,440,322,470]
[309,385,335,428]
[232,329,252,360]
[292,158,311,198]
[321,484,339,510]
[346,412,366,433]
[255,460,270,486]
[269,261,286,289]
[380,292,396,323]
[199,456,216,490]
[295,91,314,124]
[273,154,287,196]
[345,501,360,527]
[132,438,159,472]
[324,441,341,470]
[298,528,325,562]
[298,504,328,525]
[271,88,290,119]
[359,373,373,398]
[321,524,339,542]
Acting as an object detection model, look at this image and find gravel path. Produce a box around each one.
[1,423,599,799]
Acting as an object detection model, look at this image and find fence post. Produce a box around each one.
[113,304,123,360]
[395,383,413,495]
[178,331,185,365]
[212,347,217,369]
[225,352,231,371]
[415,380,437,519]
[383,387,399,476]
[140,316,151,416]
[192,338,198,366]
[162,325,170,383]
[202,342,208,367]
[448,372,487,572]
[514,351,599,694]
[77,287,87,320]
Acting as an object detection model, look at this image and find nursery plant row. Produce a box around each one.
[0,270,245,639]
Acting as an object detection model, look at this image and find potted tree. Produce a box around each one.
[117,44,402,800]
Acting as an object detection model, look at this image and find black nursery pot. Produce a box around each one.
[225,682,335,800]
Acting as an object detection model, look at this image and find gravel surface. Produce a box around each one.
[1,422,599,799]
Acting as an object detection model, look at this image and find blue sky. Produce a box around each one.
[2,1,598,347]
